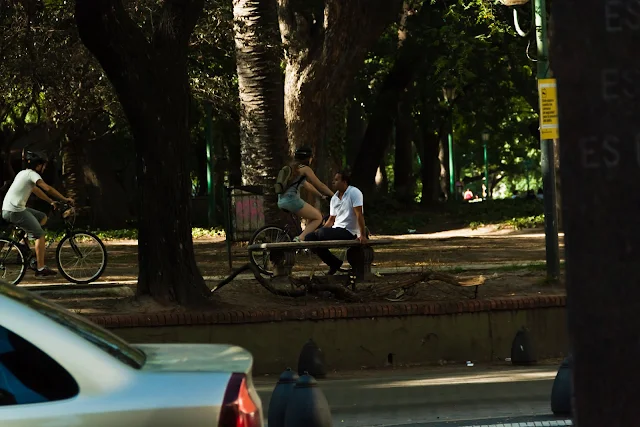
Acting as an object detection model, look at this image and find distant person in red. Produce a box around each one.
[463,189,473,201]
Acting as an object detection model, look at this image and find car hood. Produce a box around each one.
[136,343,253,374]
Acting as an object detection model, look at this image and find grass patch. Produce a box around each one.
[367,198,546,234]
[43,227,226,242]
[442,260,565,274]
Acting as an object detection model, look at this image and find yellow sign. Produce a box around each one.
[538,78,559,139]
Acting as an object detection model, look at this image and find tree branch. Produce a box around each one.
[75,0,150,92]
[319,0,403,94]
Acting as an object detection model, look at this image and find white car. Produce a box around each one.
[0,281,263,426]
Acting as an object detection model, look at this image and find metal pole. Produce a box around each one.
[483,141,489,199]
[448,132,455,200]
[534,0,560,281]
[447,103,455,200]
[205,102,216,226]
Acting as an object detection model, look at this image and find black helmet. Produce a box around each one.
[23,150,48,168]
[294,146,313,160]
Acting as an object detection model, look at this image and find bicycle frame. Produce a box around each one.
[282,211,331,238]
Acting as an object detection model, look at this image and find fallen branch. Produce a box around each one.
[211,263,253,293]
[212,265,484,303]
[290,275,360,302]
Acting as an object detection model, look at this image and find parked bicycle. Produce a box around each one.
[249,210,370,276]
[0,202,107,285]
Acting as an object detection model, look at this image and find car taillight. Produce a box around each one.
[218,373,262,427]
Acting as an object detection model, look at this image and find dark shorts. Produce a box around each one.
[2,208,46,239]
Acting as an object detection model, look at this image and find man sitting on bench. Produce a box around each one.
[305,169,368,275]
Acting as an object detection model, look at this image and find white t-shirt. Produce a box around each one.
[330,186,364,236]
[2,170,42,212]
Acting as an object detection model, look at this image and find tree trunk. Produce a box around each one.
[554,138,562,230]
[278,0,402,153]
[438,133,449,201]
[233,0,288,224]
[346,97,366,167]
[377,162,389,195]
[60,133,91,213]
[350,3,432,196]
[83,141,136,229]
[222,116,243,187]
[416,124,440,206]
[194,133,207,197]
[393,97,414,202]
[75,0,210,306]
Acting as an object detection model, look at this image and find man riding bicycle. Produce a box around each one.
[1,150,73,277]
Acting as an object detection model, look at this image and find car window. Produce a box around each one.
[0,282,145,369]
[0,325,79,405]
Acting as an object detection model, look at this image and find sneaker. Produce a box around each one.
[35,266,57,277]
[293,236,301,242]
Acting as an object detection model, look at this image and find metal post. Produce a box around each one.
[448,132,455,200]
[204,103,216,227]
[483,142,489,199]
[534,0,560,281]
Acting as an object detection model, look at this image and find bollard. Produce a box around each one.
[298,338,326,378]
[284,372,332,427]
[551,355,573,416]
[268,368,299,427]
[511,326,537,365]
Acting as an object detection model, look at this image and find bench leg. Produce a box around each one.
[346,246,374,281]
[271,249,296,277]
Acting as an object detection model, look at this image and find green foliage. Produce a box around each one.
[350,0,542,200]
[44,227,226,242]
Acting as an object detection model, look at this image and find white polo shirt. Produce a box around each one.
[330,186,364,236]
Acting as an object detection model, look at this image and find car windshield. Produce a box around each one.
[0,281,146,369]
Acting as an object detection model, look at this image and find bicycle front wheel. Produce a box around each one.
[249,225,291,275]
[0,238,26,285]
[56,231,107,284]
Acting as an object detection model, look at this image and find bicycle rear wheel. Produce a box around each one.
[56,231,107,284]
[0,238,26,285]
[249,225,292,275]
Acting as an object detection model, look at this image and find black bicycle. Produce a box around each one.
[0,202,107,285]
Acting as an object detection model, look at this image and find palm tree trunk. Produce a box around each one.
[233,0,288,224]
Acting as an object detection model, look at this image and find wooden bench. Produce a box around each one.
[247,239,395,280]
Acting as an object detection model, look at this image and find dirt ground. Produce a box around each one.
[28,226,567,316]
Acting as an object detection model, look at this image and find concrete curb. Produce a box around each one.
[86,294,566,329]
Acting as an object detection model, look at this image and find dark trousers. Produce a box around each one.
[304,227,356,268]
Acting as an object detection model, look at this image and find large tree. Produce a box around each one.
[75,0,211,306]
[277,0,403,158]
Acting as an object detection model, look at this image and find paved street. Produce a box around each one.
[254,364,572,427]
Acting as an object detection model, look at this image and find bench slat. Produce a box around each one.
[247,239,395,251]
